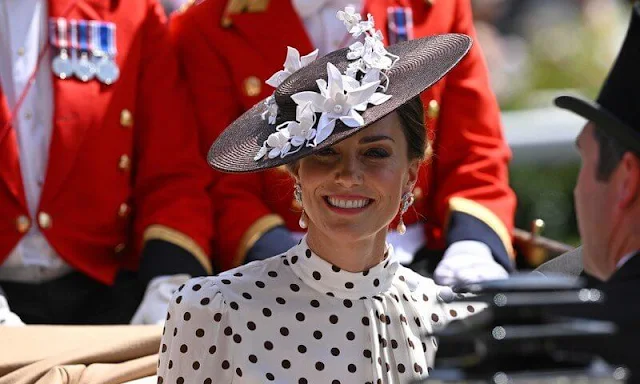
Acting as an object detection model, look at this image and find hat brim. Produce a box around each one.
[555,95,640,154]
[208,34,473,173]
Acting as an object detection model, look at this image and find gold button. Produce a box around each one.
[118,155,131,171]
[414,187,423,200]
[243,76,262,97]
[120,109,133,128]
[38,212,52,229]
[427,99,440,119]
[17,47,25,56]
[118,203,130,218]
[114,243,126,253]
[16,215,30,233]
[221,16,233,28]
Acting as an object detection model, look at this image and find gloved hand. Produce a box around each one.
[130,274,191,325]
[0,295,25,326]
[434,240,509,287]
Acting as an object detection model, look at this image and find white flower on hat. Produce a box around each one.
[266,47,320,88]
[337,6,362,34]
[260,96,278,125]
[266,130,292,159]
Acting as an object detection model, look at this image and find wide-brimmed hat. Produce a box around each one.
[208,8,472,173]
[555,3,640,154]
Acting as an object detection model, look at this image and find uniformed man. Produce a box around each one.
[0,0,213,324]
[170,0,516,286]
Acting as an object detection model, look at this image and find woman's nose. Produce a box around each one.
[334,155,363,187]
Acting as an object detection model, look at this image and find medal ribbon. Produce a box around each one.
[48,18,70,50]
[0,1,80,146]
[100,22,117,57]
[77,20,90,51]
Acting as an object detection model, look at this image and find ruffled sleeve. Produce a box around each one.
[157,276,234,384]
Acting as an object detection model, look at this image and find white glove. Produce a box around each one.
[434,240,509,287]
[0,295,25,326]
[130,274,191,325]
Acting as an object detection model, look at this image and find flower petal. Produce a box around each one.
[300,49,319,67]
[254,145,268,161]
[284,46,302,71]
[291,91,326,110]
[326,63,344,98]
[340,110,365,127]
[265,70,287,88]
[368,92,392,106]
[347,80,380,106]
[268,148,281,159]
[314,119,336,145]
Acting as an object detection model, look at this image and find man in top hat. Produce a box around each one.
[0,0,213,325]
[538,2,640,372]
[169,0,517,286]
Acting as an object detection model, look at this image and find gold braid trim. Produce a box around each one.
[235,214,285,267]
[446,197,514,259]
[143,225,212,274]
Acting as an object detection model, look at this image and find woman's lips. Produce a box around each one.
[323,195,373,215]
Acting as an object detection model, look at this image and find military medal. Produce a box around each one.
[49,18,73,79]
[386,7,414,44]
[93,21,120,85]
[71,20,96,82]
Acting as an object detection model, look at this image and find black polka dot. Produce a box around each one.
[315,362,325,371]
[408,338,415,349]
[200,298,210,305]
[158,376,164,384]
[173,328,177,337]
[422,342,427,352]
[313,330,323,339]
[296,312,305,321]
[266,373,275,381]
[345,282,354,289]
[280,327,289,336]
[363,349,372,358]
[209,345,216,354]
[230,302,239,310]
[348,364,357,373]
[305,249,312,258]
[310,300,320,308]
[233,334,242,343]
[431,313,439,323]
[400,315,408,324]
[362,317,370,326]
[343,299,352,308]
[247,321,256,331]
[214,313,222,322]
[204,379,212,384]
[450,309,458,317]
[234,272,243,277]
[222,360,230,369]
[423,294,429,301]
[224,327,233,336]
[256,281,266,288]
[332,381,341,384]
[346,331,355,341]
[331,347,340,356]
[329,315,338,324]
[178,284,185,292]
[263,308,272,317]
[268,271,278,278]
[168,360,173,369]
[313,271,321,280]
[398,364,406,373]
[183,312,191,321]
[264,341,273,350]
[290,284,300,292]
[326,292,335,297]
[467,305,476,313]
[391,339,398,349]
[399,275,406,282]
[298,345,307,353]
[221,279,231,285]
[236,368,243,377]
[180,344,188,353]
[192,361,200,370]
[415,317,422,327]
[414,363,423,373]
[176,296,182,304]
[283,259,289,266]
[162,344,167,353]
[362,270,370,276]
[373,279,380,287]
[242,292,252,300]
[282,360,291,369]
[192,284,202,291]
[196,329,205,338]
[249,354,258,363]
[299,379,308,384]
[276,297,286,305]
[332,265,341,272]
[177,377,184,384]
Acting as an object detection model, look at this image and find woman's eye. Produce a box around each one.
[316,147,337,157]
[365,148,390,158]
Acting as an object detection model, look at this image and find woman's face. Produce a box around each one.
[292,112,420,243]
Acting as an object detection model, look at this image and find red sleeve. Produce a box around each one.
[131,0,214,275]
[429,0,516,265]
[169,6,283,272]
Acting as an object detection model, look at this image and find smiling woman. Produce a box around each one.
[157,8,484,384]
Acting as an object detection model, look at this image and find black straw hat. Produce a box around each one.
[555,3,640,154]
[207,11,472,173]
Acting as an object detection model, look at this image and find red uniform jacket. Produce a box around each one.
[170,0,516,272]
[0,0,213,285]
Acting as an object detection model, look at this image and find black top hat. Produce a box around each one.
[555,3,640,154]
[207,9,472,173]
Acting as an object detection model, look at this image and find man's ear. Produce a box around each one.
[618,152,640,209]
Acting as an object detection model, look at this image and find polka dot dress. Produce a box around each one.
[157,237,483,384]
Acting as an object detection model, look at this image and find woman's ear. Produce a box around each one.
[405,159,420,193]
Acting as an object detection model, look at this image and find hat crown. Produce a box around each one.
[596,4,640,135]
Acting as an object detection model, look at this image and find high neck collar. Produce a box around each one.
[285,236,400,300]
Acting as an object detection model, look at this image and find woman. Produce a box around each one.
[157,9,483,383]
